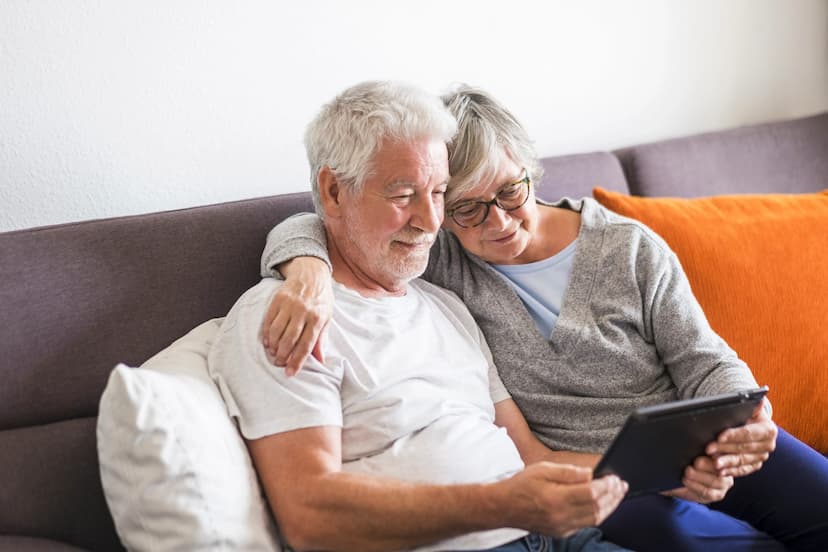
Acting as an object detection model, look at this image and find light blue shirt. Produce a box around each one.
[491,239,578,339]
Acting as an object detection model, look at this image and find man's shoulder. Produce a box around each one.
[232,278,284,308]
[218,279,284,335]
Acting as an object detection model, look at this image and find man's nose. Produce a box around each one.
[411,193,443,233]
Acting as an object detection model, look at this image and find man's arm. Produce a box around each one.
[493,398,736,504]
[250,425,502,552]
[250,423,628,552]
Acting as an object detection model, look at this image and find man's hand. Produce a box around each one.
[662,455,734,504]
[262,257,334,376]
[499,462,627,538]
[706,399,777,478]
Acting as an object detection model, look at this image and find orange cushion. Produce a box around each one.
[593,187,828,453]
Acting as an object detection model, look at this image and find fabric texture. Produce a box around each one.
[96,319,281,552]
[260,200,758,453]
[491,239,578,339]
[209,278,527,552]
[536,151,630,201]
[614,112,828,197]
[593,187,828,453]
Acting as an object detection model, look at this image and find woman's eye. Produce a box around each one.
[453,203,480,217]
[499,184,521,198]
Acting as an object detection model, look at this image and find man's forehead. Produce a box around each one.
[368,139,449,187]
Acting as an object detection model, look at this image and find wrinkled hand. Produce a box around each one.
[262,257,333,376]
[706,399,777,478]
[662,455,734,504]
[501,462,628,538]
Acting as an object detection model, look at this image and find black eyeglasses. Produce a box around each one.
[446,169,531,228]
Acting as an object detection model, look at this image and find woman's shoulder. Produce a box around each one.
[579,198,674,257]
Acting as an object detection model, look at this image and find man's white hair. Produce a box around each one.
[304,81,457,217]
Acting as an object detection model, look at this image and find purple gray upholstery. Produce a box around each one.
[0,193,314,551]
[537,151,629,201]
[615,112,828,197]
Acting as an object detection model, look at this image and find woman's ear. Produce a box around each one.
[318,166,343,219]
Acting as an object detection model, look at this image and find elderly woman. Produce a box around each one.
[258,85,828,551]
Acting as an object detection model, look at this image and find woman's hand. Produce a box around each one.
[706,399,777,478]
[262,257,334,376]
[662,456,734,504]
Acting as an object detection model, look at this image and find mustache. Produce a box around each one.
[392,231,436,246]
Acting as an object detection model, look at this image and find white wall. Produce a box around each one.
[1,0,827,232]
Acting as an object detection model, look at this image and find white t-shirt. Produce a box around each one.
[209,278,527,551]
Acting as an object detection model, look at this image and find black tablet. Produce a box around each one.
[593,386,768,496]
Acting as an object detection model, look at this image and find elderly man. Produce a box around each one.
[208,81,629,552]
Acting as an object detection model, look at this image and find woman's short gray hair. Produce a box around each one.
[441,85,543,207]
[304,81,457,216]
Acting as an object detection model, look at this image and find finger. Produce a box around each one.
[591,477,627,523]
[268,310,291,366]
[284,323,320,376]
[683,469,733,502]
[684,465,732,490]
[691,455,718,474]
[709,436,776,457]
[719,461,764,478]
[311,323,328,364]
[713,451,769,470]
[717,419,777,444]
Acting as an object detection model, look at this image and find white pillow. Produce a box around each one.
[97,319,281,551]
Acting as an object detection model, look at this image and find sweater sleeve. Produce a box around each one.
[260,213,331,279]
[644,242,759,399]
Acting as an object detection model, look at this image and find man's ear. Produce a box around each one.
[318,166,344,219]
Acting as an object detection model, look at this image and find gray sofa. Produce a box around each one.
[1,112,826,551]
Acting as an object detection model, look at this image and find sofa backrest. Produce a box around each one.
[615,111,828,197]
[537,151,630,201]
[0,192,314,550]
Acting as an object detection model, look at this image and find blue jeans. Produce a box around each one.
[600,428,828,551]
[477,528,630,552]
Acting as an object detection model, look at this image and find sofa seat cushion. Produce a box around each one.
[593,187,828,453]
[97,319,281,551]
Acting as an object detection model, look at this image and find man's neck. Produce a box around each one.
[328,237,408,299]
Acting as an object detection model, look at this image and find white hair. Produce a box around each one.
[441,85,543,207]
[304,81,458,217]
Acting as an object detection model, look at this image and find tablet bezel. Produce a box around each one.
[593,386,769,496]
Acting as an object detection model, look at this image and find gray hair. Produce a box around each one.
[304,81,457,217]
[441,85,543,207]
